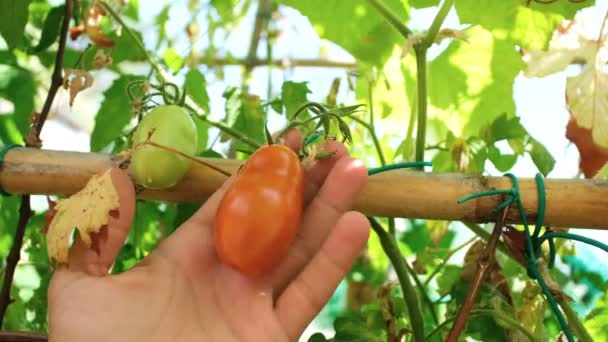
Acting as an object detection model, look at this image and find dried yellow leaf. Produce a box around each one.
[47,169,119,263]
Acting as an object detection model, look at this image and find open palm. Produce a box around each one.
[48,132,370,342]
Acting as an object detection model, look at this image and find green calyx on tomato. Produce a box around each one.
[215,144,304,276]
[129,104,198,189]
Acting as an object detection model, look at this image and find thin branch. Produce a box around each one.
[350,116,386,166]
[36,4,73,133]
[421,0,455,48]
[201,57,357,69]
[414,46,427,165]
[196,55,596,70]
[367,0,412,38]
[366,80,386,166]
[369,217,425,342]
[447,205,509,341]
[244,0,271,73]
[0,0,74,326]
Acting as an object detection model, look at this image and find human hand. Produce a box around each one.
[48,130,370,342]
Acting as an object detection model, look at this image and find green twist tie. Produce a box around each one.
[0,144,22,196]
[367,161,431,176]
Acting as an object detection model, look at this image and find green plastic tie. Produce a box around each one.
[0,144,21,196]
[532,173,545,240]
[536,232,608,255]
[367,161,431,176]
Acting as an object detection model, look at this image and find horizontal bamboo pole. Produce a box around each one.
[1,147,607,229]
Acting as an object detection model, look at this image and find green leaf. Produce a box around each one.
[0,51,18,66]
[28,5,64,54]
[222,87,266,149]
[508,137,526,155]
[333,314,384,341]
[171,203,200,233]
[467,137,488,174]
[0,0,32,50]
[267,98,282,114]
[436,265,461,296]
[154,4,170,45]
[281,0,409,65]
[487,145,518,172]
[28,1,51,28]
[110,30,147,64]
[0,64,35,137]
[124,0,138,20]
[91,75,140,151]
[185,69,210,114]
[431,150,458,173]
[410,0,440,8]
[281,81,311,117]
[468,313,509,342]
[428,26,525,136]
[162,47,185,73]
[364,224,389,285]
[454,0,591,50]
[528,0,594,18]
[3,290,27,331]
[200,149,224,158]
[528,138,555,176]
[483,113,528,144]
[509,7,563,50]
[0,196,20,258]
[585,291,608,340]
[400,220,431,253]
[132,202,162,253]
[211,0,243,22]
[0,116,23,144]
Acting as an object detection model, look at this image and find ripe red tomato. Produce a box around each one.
[215,144,304,276]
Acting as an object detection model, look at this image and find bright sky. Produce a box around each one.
[36,1,608,338]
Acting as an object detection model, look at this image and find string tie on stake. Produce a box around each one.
[0,144,22,196]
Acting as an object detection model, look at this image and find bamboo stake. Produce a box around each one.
[1,147,607,229]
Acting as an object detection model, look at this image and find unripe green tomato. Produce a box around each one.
[129,105,198,189]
